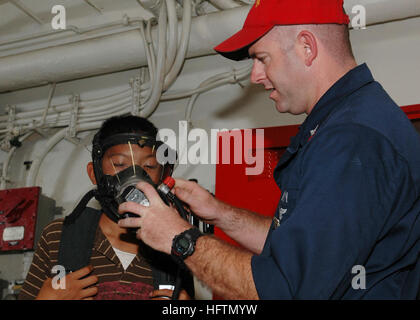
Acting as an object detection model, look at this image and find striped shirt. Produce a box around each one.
[18,217,155,300]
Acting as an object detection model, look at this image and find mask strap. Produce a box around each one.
[128,141,136,175]
[109,158,121,184]
[64,189,98,225]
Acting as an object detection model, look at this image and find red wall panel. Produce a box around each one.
[0,187,41,251]
[215,125,300,246]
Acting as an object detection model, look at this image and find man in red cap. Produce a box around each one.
[214,0,355,116]
[119,0,420,299]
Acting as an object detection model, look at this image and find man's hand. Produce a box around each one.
[118,181,191,255]
[176,179,271,254]
[173,179,224,225]
[36,265,98,300]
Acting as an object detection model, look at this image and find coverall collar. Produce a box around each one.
[298,63,375,147]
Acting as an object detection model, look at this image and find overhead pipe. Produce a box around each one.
[1,0,419,131]
[208,0,241,10]
[1,130,34,189]
[0,61,252,147]
[164,0,178,74]
[24,127,69,187]
[9,0,44,25]
[139,0,168,117]
[139,20,156,88]
[0,0,419,93]
[83,0,103,14]
[184,63,252,124]
[0,5,250,93]
[162,0,192,91]
[25,122,102,187]
[0,62,250,132]
[0,15,142,54]
[0,88,134,126]
[39,83,56,127]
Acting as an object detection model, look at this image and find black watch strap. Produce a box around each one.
[171,227,203,267]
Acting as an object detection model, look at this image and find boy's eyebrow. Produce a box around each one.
[108,152,129,157]
[108,152,156,159]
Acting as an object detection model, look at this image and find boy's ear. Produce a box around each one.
[87,162,97,185]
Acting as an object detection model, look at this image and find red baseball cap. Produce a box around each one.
[214,0,350,61]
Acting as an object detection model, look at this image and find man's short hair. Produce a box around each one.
[272,24,355,62]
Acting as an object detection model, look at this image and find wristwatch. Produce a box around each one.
[171,227,204,266]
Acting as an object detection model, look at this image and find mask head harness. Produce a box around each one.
[92,131,176,223]
[64,130,176,225]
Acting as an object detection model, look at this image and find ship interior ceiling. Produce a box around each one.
[0,0,420,300]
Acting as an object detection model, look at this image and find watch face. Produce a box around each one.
[172,228,202,261]
[177,238,191,254]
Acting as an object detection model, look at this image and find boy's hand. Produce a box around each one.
[36,265,98,300]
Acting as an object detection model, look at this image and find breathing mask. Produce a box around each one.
[91,131,176,223]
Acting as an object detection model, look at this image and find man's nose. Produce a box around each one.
[250,60,265,85]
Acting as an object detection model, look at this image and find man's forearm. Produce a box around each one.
[173,179,271,253]
[215,201,272,254]
[185,235,259,300]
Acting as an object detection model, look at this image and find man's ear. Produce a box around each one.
[87,162,97,185]
[297,30,318,67]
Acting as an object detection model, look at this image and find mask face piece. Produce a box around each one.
[91,131,176,223]
[113,165,155,206]
[96,165,156,222]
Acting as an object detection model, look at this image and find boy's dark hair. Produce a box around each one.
[96,114,158,143]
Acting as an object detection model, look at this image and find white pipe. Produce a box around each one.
[1,0,419,93]
[2,0,418,127]
[0,17,143,52]
[0,27,81,49]
[24,128,68,187]
[25,122,102,187]
[165,0,178,74]
[208,0,241,10]
[0,102,71,123]
[163,0,192,91]
[146,19,157,68]
[137,0,163,18]
[161,63,251,100]
[140,1,168,117]
[0,5,251,93]
[10,0,44,25]
[0,63,250,132]
[238,0,254,4]
[0,92,136,130]
[82,88,131,104]
[139,21,156,88]
[140,2,171,106]
[185,63,251,123]
[1,130,34,189]
[83,0,103,14]
[39,83,56,127]
[79,103,131,120]
[0,62,250,134]
[0,89,132,125]
[80,96,132,115]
